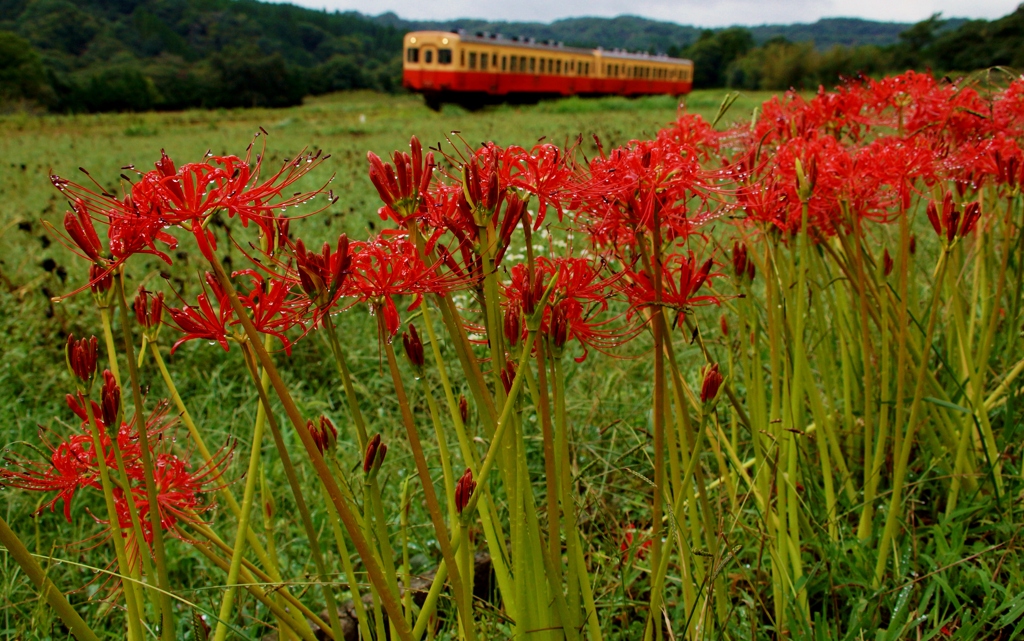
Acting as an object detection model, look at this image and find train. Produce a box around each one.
[402,30,694,110]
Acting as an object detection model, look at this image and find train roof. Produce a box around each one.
[404,30,693,66]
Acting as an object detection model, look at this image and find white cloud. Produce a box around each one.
[276,0,1020,28]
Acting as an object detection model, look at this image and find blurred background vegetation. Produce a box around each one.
[0,0,1022,113]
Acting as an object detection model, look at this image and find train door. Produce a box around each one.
[420,44,438,90]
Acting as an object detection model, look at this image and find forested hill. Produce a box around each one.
[0,0,1019,114]
[372,15,933,52]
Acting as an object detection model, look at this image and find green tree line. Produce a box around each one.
[0,0,403,112]
[2,0,1023,112]
[672,6,1024,91]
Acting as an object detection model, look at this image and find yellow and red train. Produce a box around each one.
[402,30,694,109]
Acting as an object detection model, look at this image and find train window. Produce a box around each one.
[480,53,488,70]
[510,57,516,72]
[556,60,561,74]
[502,56,507,71]
[469,52,477,69]
[520,56,526,72]
[492,54,498,67]
[425,50,433,64]
[530,57,536,73]
[461,50,465,66]
[439,49,452,64]
[406,48,419,63]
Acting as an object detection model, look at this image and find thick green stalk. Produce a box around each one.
[239,343,345,641]
[873,250,949,586]
[98,307,121,385]
[212,339,272,641]
[82,392,145,641]
[322,313,369,450]
[115,278,175,640]
[0,514,102,641]
[209,257,413,641]
[383,340,475,640]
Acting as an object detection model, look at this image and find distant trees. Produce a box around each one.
[669,6,1024,92]
[0,0,404,113]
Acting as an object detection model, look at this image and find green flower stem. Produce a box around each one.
[209,257,413,641]
[238,343,345,641]
[114,278,174,640]
[523,342,563,588]
[400,478,414,628]
[322,313,369,451]
[419,374,458,526]
[261,469,297,641]
[149,340,281,580]
[411,285,556,640]
[187,520,325,637]
[371,475,403,641]
[383,339,475,641]
[873,249,950,586]
[98,306,121,385]
[417,298,514,603]
[362,477,388,641]
[82,391,145,641]
[0,515,102,641]
[91,315,157,612]
[322,466,371,641]
[212,335,273,641]
[182,527,321,641]
[550,351,581,627]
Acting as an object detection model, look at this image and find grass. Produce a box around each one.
[1,85,1021,641]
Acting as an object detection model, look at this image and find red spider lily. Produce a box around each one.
[164,276,234,353]
[577,134,720,250]
[498,142,577,226]
[369,135,436,224]
[292,235,351,313]
[1,397,175,523]
[503,257,635,361]
[232,270,307,354]
[100,370,120,427]
[89,264,112,296]
[455,468,476,515]
[65,335,98,384]
[346,234,464,340]
[731,242,756,282]
[622,250,721,323]
[63,200,104,263]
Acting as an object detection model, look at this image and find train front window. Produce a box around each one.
[406,48,419,63]
[438,49,452,64]
[425,50,433,64]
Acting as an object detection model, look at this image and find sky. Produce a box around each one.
[274,0,1019,28]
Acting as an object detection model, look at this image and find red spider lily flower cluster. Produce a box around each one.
[620,523,653,563]
[363,433,387,476]
[65,335,98,384]
[308,416,338,456]
[1,379,227,542]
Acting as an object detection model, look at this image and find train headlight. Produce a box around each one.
[410,37,417,44]
[442,37,449,45]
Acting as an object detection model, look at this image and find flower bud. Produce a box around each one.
[402,324,425,369]
[100,370,120,427]
[66,334,98,384]
[720,314,729,337]
[455,467,476,515]
[134,288,164,330]
[909,234,917,255]
[503,306,522,348]
[89,264,112,296]
[363,433,387,476]
[500,360,517,395]
[309,415,338,455]
[459,395,469,425]
[548,303,569,350]
[882,249,894,278]
[700,363,723,405]
[960,201,981,238]
[63,200,103,262]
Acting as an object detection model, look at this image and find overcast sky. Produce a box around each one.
[274,0,1018,28]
